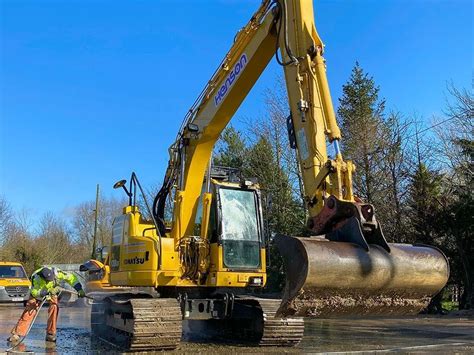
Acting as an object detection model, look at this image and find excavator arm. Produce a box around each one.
[155,0,353,244]
[153,0,449,317]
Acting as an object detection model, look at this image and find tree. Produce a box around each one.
[213,121,305,292]
[447,139,473,309]
[36,212,76,264]
[72,196,124,256]
[0,193,126,272]
[0,196,12,244]
[406,162,443,245]
[377,112,412,241]
[213,126,247,168]
[245,136,304,236]
[337,62,387,205]
[242,77,307,234]
[433,84,474,309]
[0,205,41,274]
[242,135,304,292]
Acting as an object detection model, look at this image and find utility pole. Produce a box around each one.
[92,184,100,259]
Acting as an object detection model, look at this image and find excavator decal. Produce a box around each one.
[214,53,248,106]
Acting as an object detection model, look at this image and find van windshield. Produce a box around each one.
[0,265,27,279]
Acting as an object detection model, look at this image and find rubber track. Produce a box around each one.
[254,298,304,346]
[92,297,182,351]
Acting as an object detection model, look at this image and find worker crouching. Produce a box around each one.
[7,266,85,344]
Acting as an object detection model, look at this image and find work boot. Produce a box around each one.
[45,333,56,342]
[7,334,20,344]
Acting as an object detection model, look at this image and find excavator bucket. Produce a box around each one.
[275,235,449,317]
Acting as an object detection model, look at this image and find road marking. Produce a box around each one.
[319,342,473,354]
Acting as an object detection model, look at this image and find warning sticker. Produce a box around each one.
[297,129,309,160]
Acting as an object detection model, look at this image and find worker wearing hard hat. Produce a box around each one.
[7,266,86,344]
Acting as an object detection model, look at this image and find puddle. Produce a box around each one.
[1,304,473,354]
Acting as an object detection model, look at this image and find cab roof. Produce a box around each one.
[0,261,24,266]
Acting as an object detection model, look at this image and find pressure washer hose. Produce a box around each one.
[6,288,93,353]
[59,287,94,300]
[6,296,48,353]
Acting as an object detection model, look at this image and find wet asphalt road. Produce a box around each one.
[0,303,473,354]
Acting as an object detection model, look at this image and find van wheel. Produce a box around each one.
[23,301,28,307]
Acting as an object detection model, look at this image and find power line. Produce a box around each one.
[406,116,458,140]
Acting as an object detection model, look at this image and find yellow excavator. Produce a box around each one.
[82,0,449,350]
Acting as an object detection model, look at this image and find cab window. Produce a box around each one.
[218,188,260,269]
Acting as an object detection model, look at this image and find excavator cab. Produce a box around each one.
[207,175,264,271]
[187,166,268,287]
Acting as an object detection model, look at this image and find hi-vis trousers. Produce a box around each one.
[11,296,59,336]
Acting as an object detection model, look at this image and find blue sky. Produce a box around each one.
[0,0,472,223]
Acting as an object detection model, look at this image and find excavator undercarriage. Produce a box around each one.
[91,293,304,350]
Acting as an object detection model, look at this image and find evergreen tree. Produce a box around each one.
[435,138,474,309]
[244,136,304,291]
[245,136,303,236]
[213,128,305,292]
[337,62,387,204]
[337,62,409,242]
[213,126,247,168]
[406,162,443,245]
[449,139,473,309]
[433,84,473,309]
